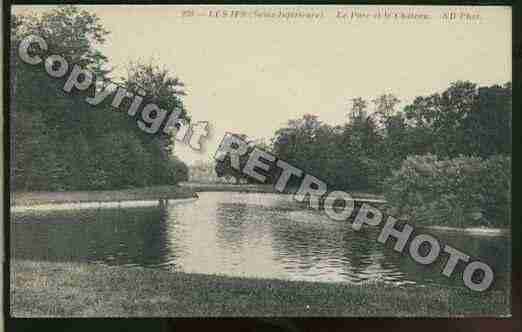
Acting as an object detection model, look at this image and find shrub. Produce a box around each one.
[383,154,510,227]
[169,157,189,184]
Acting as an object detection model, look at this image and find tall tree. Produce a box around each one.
[11,6,190,191]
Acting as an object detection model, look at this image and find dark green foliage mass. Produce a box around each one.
[11,6,189,191]
[216,82,511,226]
[384,154,511,227]
[269,83,511,192]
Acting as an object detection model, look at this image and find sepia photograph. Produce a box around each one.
[8,4,511,318]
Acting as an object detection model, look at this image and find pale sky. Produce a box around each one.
[14,5,511,165]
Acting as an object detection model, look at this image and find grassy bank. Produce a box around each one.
[180,182,281,193]
[11,260,509,317]
[179,182,386,201]
[12,183,385,207]
[11,185,197,206]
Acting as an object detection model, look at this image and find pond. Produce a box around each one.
[11,192,510,290]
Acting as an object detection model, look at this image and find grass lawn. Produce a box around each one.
[179,182,386,200]
[12,183,386,207]
[11,185,197,206]
[11,260,510,317]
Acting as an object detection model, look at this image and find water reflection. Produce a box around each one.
[11,192,510,289]
[12,205,175,268]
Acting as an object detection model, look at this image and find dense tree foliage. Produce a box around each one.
[384,154,511,227]
[11,6,189,191]
[214,81,511,226]
[269,81,511,192]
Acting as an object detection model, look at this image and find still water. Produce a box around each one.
[11,192,510,289]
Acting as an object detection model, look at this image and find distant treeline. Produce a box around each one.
[189,162,235,184]
[216,82,511,226]
[11,6,189,191]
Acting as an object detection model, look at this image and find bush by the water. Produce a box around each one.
[383,154,511,227]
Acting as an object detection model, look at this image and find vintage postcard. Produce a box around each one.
[8,5,511,317]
